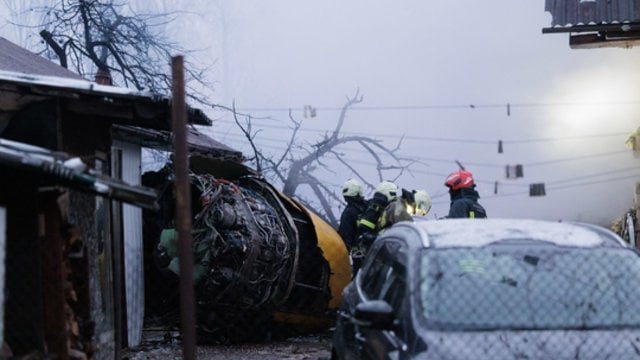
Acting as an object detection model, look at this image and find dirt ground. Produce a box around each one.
[123,332,333,360]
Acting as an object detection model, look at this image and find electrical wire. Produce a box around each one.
[213,117,632,145]
[220,100,640,113]
[432,173,640,205]
[219,131,633,171]
[233,137,639,197]
[526,150,630,167]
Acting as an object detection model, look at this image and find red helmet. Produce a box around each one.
[445,170,475,190]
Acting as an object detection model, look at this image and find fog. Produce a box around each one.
[4,0,640,225]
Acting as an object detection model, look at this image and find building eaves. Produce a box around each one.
[0,69,212,130]
[543,0,640,48]
[112,125,244,163]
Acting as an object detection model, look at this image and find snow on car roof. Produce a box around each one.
[409,218,619,249]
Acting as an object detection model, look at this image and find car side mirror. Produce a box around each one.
[353,300,395,330]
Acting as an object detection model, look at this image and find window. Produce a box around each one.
[360,239,407,312]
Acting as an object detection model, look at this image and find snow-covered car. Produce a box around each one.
[331,218,640,360]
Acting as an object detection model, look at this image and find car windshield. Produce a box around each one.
[418,244,640,331]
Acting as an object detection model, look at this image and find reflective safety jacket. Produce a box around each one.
[338,196,368,250]
[377,198,413,231]
[447,188,487,219]
[356,192,389,237]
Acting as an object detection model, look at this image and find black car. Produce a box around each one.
[331,218,640,360]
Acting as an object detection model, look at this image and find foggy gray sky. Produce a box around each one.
[3,0,640,225]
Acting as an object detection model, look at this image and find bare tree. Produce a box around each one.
[16,2,412,225]
[234,89,414,226]
[21,0,211,103]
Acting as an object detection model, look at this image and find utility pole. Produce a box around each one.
[171,55,196,360]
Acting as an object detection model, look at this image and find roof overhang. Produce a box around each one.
[0,70,212,130]
[112,125,244,163]
[543,23,640,49]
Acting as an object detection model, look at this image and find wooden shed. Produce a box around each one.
[0,36,217,359]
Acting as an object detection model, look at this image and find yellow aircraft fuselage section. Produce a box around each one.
[304,209,351,309]
[275,193,352,310]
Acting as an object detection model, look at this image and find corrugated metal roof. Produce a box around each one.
[545,0,640,27]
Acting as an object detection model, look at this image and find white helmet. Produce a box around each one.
[413,189,431,216]
[375,181,399,202]
[342,178,363,198]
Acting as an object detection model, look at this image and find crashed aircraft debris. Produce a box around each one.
[142,158,351,342]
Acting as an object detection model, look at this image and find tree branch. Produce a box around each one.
[39,30,68,68]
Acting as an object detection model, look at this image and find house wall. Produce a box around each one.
[62,113,116,360]
[0,206,5,348]
[112,140,144,347]
[0,173,44,356]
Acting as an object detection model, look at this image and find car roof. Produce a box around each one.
[390,218,627,249]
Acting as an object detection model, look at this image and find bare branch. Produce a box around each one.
[27,0,214,104]
[306,179,338,225]
[39,30,68,68]
[274,109,300,169]
[331,87,362,140]
[232,100,263,174]
[330,150,374,190]
[228,89,410,227]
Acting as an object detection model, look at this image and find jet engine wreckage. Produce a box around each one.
[142,157,351,342]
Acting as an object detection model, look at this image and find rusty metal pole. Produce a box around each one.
[171,55,196,360]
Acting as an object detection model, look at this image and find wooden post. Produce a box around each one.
[171,55,196,360]
[41,191,68,360]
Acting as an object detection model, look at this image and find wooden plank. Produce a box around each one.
[41,191,69,360]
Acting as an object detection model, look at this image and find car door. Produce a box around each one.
[335,239,388,360]
[356,238,409,360]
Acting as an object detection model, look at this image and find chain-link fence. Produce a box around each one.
[141,169,346,345]
[332,220,640,359]
[2,189,116,359]
[4,169,640,359]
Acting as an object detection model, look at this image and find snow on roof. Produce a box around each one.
[0,69,154,98]
[410,218,617,248]
[0,68,212,126]
[544,0,640,28]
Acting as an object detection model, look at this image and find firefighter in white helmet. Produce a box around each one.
[351,180,399,275]
[378,188,432,231]
[337,179,367,251]
[412,189,432,216]
[356,180,398,236]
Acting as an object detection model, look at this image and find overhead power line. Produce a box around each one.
[526,150,630,167]
[213,118,630,145]
[222,100,640,113]
[546,166,640,185]
[219,133,639,197]
[219,132,633,171]
[432,173,640,205]
[504,133,629,144]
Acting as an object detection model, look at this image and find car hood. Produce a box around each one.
[413,329,640,360]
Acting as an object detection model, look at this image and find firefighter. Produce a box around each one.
[444,170,487,219]
[378,188,432,231]
[337,178,368,251]
[351,180,398,275]
[412,189,432,216]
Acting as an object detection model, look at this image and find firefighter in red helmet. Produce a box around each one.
[444,170,487,219]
